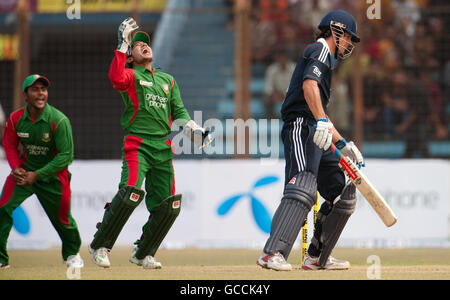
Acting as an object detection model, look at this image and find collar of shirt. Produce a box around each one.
[133,65,155,77]
[23,103,51,124]
[317,38,330,55]
[317,37,338,69]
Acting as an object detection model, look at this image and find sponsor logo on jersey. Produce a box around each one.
[313,66,322,78]
[26,144,50,156]
[145,93,168,109]
[139,80,153,87]
[17,132,29,138]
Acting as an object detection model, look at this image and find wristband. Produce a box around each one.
[335,138,347,150]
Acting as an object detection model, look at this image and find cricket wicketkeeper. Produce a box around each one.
[89,18,212,269]
[257,10,365,271]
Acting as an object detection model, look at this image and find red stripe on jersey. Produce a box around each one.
[126,73,139,126]
[56,168,71,226]
[0,176,16,208]
[51,121,58,156]
[3,109,25,170]
[124,135,143,186]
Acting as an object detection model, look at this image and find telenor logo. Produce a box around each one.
[12,206,30,235]
[217,175,279,233]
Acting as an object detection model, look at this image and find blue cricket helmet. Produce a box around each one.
[318,10,360,43]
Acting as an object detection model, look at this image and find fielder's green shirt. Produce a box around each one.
[3,104,74,182]
[109,51,190,137]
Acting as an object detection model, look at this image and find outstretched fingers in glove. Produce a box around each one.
[117,17,139,53]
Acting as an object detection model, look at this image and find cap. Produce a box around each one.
[131,31,150,48]
[22,74,50,92]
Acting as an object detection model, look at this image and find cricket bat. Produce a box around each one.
[331,144,397,227]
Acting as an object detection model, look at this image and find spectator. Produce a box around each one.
[292,0,336,29]
[420,70,447,140]
[250,7,277,64]
[224,0,235,30]
[0,102,4,159]
[276,9,308,62]
[413,20,439,70]
[393,0,421,37]
[378,24,401,71]
[328,74,351,137]
[399,68,431,158]
[264,49,295,119]
[429,17,450,69]
[382,69,409,140]
[362,63,385,140]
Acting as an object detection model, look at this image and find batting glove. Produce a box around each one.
[313,118,333,150]
[336,138,365,167]
[117,17,139,54]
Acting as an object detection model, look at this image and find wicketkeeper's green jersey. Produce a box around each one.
[108,51,190,136]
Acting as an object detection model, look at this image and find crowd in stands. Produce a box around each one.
[227,0,449,157]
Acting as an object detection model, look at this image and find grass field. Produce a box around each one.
[1,247,449,280]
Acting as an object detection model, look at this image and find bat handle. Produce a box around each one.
[330,144,342,159]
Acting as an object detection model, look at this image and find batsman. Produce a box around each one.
[89,18,213,269]
[257,10,364,271]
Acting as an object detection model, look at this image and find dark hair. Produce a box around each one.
[314,27,332,40]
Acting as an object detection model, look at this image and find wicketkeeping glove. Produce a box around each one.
[183,120,214,150]
[313,118,333,150]
[336,138,365,167]
[117,17,139,54]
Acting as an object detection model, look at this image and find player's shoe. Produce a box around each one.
[129,246,162,269]
[142,255,162,269]
[65,253,84,268]
[302,253,350,270]
[257,252,292,271]
[88,245,111,268]
[129,245,143,266]
[0,263,10,269]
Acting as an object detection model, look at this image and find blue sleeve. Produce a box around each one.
[302,43,330,84]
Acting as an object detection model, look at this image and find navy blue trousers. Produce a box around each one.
[282,117,345,203]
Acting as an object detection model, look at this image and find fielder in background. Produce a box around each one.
[89,18,213,269]
[0,75,83,269]
[257,10,364,271]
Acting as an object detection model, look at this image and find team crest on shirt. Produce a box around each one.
[162,83,169,95]
[41,132,51,142]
